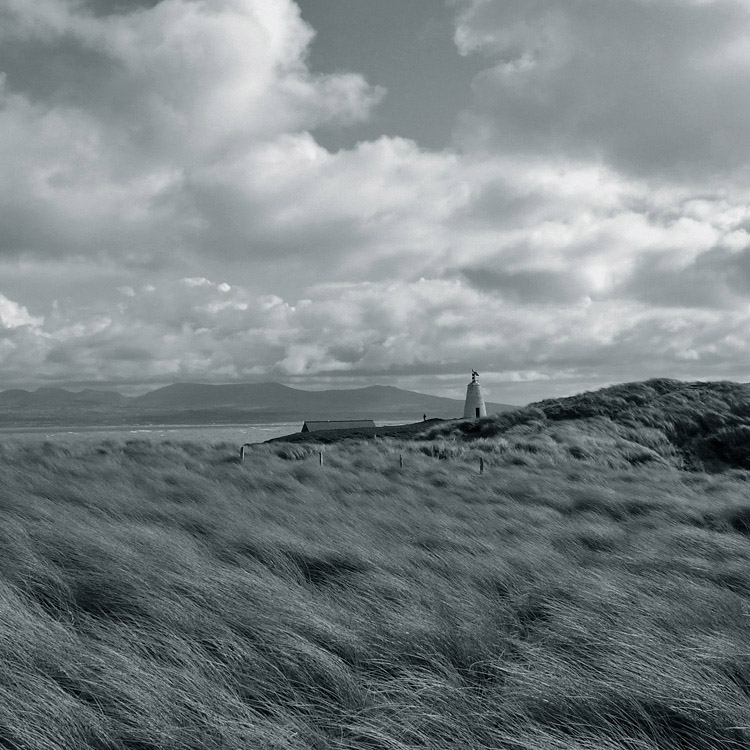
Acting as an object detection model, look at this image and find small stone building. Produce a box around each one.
[301,419,376,433]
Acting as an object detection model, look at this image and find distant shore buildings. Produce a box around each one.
[463,370,487,419]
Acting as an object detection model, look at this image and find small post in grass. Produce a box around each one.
[399,453,403,468]
[479,456,484,475]
[319,451,324,466]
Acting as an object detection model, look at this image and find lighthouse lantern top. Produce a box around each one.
[471,369,479,383]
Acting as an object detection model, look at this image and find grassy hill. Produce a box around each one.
[0,379,749,747]
[424,378,750,472]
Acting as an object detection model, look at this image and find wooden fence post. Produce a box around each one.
[479,456,484,475]
[399,453,403,468]
[319,451,324,466]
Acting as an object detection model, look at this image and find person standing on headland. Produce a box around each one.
[423,413,426,421]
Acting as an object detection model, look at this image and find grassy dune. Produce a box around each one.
[0,427,748,749]
[427,379,750,472]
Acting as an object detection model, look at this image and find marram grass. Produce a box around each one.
[0,436,748,748]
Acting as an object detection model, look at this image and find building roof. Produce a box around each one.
[301,419,376,433]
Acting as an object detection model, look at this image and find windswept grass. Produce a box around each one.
[0,435,748,748]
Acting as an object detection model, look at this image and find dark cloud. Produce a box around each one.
[461,267,589,304]
[454,178,548,227]
[616,246,750,309]
[453,0,750,179]
[83,0,161,15]
[0,33,117,107]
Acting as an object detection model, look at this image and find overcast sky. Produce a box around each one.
[2,0,750,402]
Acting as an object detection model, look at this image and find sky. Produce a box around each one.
[2,0,750,403]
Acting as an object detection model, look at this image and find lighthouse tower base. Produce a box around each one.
[463,381,487,420]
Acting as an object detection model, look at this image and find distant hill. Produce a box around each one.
[0,382,514,425]
[132,382,512,419]
[0,388,129,408]
[426,378,750,472]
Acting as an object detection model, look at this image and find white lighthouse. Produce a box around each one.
[463,370,487,419]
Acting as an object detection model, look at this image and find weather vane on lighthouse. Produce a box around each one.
[463,369,487,419]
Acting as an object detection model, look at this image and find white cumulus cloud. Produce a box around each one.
[0,294,42,329]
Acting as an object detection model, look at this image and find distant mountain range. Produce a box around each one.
[0,387,129,408]
[0,382,514,426]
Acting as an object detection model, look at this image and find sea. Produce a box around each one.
[0,420,409,446]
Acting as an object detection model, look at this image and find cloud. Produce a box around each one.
[181,134,465,281]
[0,294,43,329]
[2,0,750,399]
[0,276,746,398]
[0,0,383,263]
[452,0,750,179]
[5,131,750,393]
[1,0,380,142]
